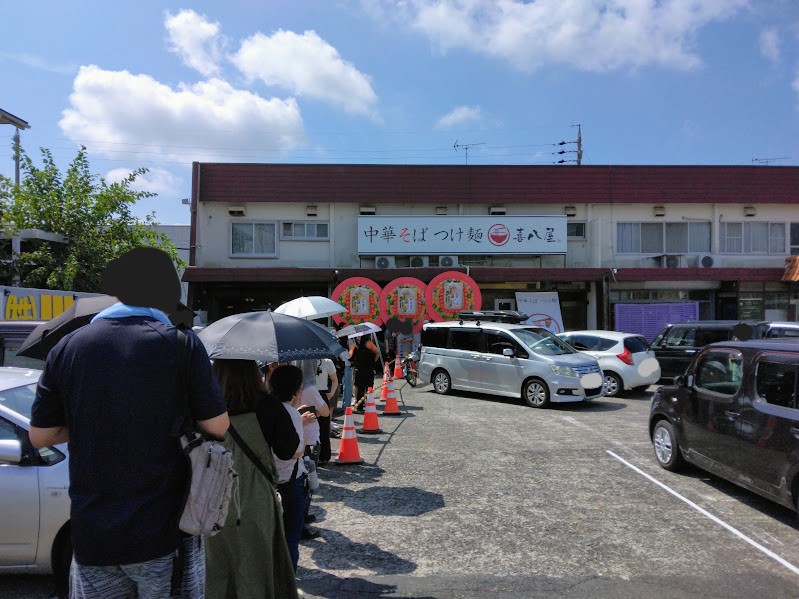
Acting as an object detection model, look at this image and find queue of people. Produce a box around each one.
[25,247,400,599]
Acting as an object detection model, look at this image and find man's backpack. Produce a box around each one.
[175,329,236,537]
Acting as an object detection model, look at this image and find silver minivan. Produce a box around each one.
[418,313,604,408]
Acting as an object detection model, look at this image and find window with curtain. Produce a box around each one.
[231,222,277,257]
[281,221,330,240]
[617,221,710,254]
[720,222,786,254]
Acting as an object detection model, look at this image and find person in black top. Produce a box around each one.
[29,247,229,599]
[350,335,379,412]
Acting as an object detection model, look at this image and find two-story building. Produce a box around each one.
[183,163,799,336]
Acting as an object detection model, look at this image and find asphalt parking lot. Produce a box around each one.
[5,380,799,598]
[296,380,799,598]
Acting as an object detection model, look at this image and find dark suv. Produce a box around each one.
[649,320,758,380]
[649,339,799,517]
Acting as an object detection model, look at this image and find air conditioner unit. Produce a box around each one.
[665,255,681,268]
[698,254,715,268]
[375,255,395,269]
[439,255,459,267]
[409,256,429,268]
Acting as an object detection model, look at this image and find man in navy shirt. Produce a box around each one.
[30,248,228,599]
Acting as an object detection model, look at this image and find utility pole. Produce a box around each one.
[555,124,582,165]
[0,108,30,185]
[453,140,485,165]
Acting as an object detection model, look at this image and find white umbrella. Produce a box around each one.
[336,321,382,339]
[274,295,347,320]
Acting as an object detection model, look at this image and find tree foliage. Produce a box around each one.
[0,146,182,292]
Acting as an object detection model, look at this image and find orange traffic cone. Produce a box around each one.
[380,377,389,402]
[334,407,364,465]
[382,378,402,416]
[393,354,403,379]
[357,387,383,434]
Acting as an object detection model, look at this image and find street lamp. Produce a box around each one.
[0,108,30,186]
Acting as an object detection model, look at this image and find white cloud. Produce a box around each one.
[0,51,75,75]
[105,166,181,198]
[759,28,780,64]
[59,65,306,163]
[376,0,748,72]
[232,29,380,119]
[435,105,482,128]
[164,9,226,77]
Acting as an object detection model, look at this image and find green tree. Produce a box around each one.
[0,146,182,292]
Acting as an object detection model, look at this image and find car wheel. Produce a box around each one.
[652,420,683,471]
[52,525,72,599]
[432,369,451,395]
[603,371,623,397]
[522,378,550,408]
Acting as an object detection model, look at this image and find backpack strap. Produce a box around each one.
[175,329,192,435]
[228,423,277,487]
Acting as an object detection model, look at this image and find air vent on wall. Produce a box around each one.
[410,256,429,268]
[439,255,459,267]
[375,256,396,269]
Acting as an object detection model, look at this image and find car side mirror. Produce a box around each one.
[673,374,684,387]
[502,348,515,357]
[0,439,22,464]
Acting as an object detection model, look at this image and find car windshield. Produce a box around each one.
[0,383,38,419]
[514,328,577,356]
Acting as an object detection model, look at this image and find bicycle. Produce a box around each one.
[401,351,419,387]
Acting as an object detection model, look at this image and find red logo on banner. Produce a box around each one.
[488,224,510,246]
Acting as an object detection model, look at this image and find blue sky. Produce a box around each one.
[2,1,799,225]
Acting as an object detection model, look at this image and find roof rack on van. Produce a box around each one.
[458,310,529,324]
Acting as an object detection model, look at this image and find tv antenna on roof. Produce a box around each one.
[752,156,790,164]
[454,140,485,165]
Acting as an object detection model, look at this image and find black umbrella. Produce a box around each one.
[17,295,196,359]
[197,310,346,362]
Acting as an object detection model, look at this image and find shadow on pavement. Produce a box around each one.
[300,529,416,574]
[318,463,386,485]
[342,486,445,517]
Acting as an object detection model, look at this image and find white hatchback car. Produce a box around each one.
[557,330,661,397]
[0,367,71,596]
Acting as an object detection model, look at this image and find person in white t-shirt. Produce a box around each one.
[293,359,331,539]
[268,364,310,573]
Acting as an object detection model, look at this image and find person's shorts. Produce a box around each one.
[70,536,204,599]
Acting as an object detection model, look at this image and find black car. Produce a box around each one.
[649,320,758,380]
[649,339,799,516]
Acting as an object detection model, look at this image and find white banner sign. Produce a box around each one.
[357,216,566,255]
[515,292,564,334]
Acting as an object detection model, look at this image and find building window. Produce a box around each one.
[280,221,329,240]
[617,222,710,254]
[567,222,586,239]
[720,222,785,254]
[791,223,799,255]
[231,222,277,257]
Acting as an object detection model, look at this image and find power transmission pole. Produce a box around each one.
[574,123,582,166]
[554,124,583,165]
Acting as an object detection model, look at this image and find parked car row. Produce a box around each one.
[418,311,604,408]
